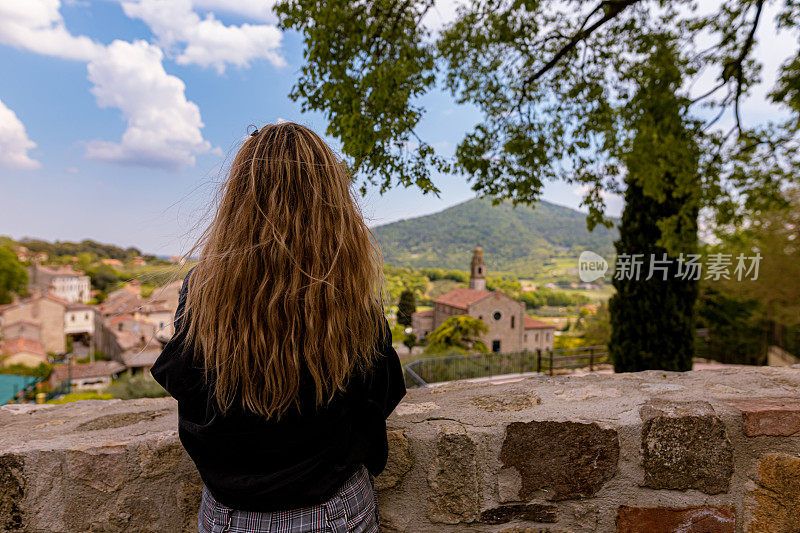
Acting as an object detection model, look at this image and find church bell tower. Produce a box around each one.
[469,246,486,291]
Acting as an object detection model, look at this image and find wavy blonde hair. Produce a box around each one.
[184,122,385,418]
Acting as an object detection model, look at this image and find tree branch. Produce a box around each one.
[520,0,643,92]
[732,0,765,132]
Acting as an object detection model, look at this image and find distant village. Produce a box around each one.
[0,245,186,403]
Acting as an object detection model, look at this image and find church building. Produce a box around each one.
[411,247,556,353]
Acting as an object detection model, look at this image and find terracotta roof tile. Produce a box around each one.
[1,337,46,356]
[1,320,42,330]
[433,288,492,310]
[524,316,554,329]
[50,361,126,382]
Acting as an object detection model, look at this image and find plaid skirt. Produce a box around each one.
[198,466,379,533]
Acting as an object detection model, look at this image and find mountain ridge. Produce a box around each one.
[372,197,618,276]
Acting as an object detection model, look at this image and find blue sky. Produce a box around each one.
[0,1,794,255]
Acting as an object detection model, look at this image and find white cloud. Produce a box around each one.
[0,0,103,61]
[0,0,214,170]
[85,40,212,170]
[192,0,278,23]
[120,0,284,73]
[0,98,40,169]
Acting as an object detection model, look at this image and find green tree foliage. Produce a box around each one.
[697,188,800,361]
[425,315,489,354]
[486,275,522,296]
[0,246,28,304]
[419,268,468,283]
[396,289,416,326]
[696,286,765,365]
[104,374,169,400]
[403,332,418,352]
[17,238,147,261]
[579,304,611,347]
[277,0,799,241]
[518,289,589,309]
[87,264,120,293]
[0,363,52,379]
[274,0,447,196]
[609,43,700,372]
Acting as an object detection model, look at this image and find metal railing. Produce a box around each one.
[404,345,609,387]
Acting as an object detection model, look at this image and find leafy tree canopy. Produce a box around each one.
[425,315,489,353]
[0,246,28,304]
[276,0,800,248]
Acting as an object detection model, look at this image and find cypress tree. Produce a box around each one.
[397,289,416,327]
[609,42,700,372]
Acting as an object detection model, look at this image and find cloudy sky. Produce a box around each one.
[0,0,794,255]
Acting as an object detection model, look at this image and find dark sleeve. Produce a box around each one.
[150,269,204,401]
[366,318,406,418]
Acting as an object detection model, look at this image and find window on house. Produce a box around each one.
[511,316,515,329]
[71,315,75,322]
[491,340,501,352]
[493,311,502,321]
[478,267,482,274]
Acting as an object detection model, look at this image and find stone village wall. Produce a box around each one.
[1,366,799,532]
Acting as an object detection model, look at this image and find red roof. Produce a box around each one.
[412,309,434,318]
[434,288,492,310]
[50,361,126,382]
[524,316,554,329]
[1,337,46,356]
[1,319,42,330]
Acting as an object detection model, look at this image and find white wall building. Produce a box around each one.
[28,265,91,304]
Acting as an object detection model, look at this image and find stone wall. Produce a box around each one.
[1,367,799,532]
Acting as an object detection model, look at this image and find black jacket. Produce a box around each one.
[150,271,406,512]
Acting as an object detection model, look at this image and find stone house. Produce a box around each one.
[64,303,95,338]
[49,361,126,392]
[1,320,42,343]
[0,295,67,354]
[27,264,91,304]
[0,337,48,367]
[412,247,556,353]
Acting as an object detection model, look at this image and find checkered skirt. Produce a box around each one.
[198,466,379,533]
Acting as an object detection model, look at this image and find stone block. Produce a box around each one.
[729,398,800,436]
[617,506,735,533]
[427,423,479,524]
[470,391,541,412]
[0,454,24,531]
[480,503,558,524]
[375,429,413,491]
[640,401,732,494]
[500,420,618,501]
[746,453,800,533]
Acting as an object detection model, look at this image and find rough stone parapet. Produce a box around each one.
[1,366,799,532]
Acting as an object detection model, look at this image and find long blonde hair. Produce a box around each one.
[184,122,385,418]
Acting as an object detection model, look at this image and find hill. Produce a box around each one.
[372,197,617,276]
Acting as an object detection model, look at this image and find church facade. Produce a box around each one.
[412,247,556,353]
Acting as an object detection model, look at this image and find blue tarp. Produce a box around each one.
[0,374,39,405]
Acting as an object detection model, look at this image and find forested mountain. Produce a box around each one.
[372,198,618,275]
